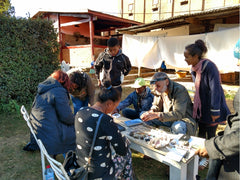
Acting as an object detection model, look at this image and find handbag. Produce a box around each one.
[63,114,104,180]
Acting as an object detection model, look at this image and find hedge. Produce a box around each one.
[0,15,60,112]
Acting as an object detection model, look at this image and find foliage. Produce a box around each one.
[0,15,60,112]
[0,0,14,17]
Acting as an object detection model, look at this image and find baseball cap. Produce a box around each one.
[150,72,168,85]
[131,78,146,88]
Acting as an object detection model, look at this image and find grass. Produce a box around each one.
[1,85,234,180]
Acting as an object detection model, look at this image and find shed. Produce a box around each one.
[32,9,142,67]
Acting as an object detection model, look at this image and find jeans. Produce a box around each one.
[146,119,187,134]
[71,95,89,115]
[198,122,218,139]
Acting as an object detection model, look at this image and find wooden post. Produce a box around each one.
[138,66,141,77]
[58,13,63,62]
[172,0,175,17]
[143,0,146,23]
[89,16,94,61]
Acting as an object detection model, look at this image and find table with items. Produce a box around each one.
[112,114,205,180]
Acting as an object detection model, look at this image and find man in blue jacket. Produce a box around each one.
[113,77,154,119]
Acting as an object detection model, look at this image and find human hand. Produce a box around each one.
[111,108,119,115]
[98,80,101,87]
[195,146,209,158]
[141,111,159,122]
[211,115,220,122]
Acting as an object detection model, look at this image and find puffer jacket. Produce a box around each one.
[95,49,131,86]
[30,77,76,155]
[117,87,154,113]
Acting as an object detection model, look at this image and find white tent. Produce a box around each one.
[122,26,240,73]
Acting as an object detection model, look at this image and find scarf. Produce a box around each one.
[192,59,205,119]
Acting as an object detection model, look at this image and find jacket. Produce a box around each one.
[75,107,129,179]
[30,77,76,155]
[191,60,230,125]
[95,48,131,86]
[117,87,154,113]
[67,69,95,106]
[151,79,196,135]
[205,112,240,179]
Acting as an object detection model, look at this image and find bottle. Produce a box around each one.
[45,165,55,180]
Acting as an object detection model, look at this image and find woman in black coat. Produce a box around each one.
[75,81,133,179]
[23,70,76,156]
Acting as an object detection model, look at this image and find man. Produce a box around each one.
[95,37,132,92]
[140,72,196,135]
[195,88,240,180]
[114,77,154,119]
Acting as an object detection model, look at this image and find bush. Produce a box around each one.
[0,15,60,112]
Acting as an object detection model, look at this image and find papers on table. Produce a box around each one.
[124,119,143,127]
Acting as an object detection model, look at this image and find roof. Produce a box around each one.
[117,5,240,34]
[32,9,142,29]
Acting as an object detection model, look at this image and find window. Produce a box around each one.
[128,4,133,11]
[153,0,158,5]
[180,1,188,5]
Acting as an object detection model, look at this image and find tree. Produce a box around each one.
[0,0,15,16]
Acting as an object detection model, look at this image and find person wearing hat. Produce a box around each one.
[141,72,197,135]
[113,77,154,119]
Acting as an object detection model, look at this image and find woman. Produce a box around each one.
[184,39,230,139]
[23,70,76,156]
[75,81,133,179]
[67,68,95,115]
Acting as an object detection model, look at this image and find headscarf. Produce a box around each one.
[51,70,70,91]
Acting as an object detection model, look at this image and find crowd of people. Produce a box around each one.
[23,38,239,180]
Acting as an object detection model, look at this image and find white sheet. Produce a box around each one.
[122,27,240,72]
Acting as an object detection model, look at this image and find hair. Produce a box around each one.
[51,70,70,91]
[185,39,208,60]
[152,72,169,80]
[69,71,87,91]
[97,81,121,103]
[107,37,119,47]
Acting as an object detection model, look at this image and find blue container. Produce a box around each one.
[45,165,55,180]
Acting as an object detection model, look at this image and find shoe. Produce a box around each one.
[23,142,39,152]
[199,157,209,170]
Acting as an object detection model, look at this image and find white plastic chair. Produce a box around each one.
[21,105,70,180]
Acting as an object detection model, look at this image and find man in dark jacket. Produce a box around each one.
[195,88,240,180]
[95,37,131,92]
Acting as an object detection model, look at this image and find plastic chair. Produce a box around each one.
[20,105,70,180]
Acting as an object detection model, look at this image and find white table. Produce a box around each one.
[114,116,205,180]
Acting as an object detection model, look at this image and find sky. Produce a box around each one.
[11,0,119,18]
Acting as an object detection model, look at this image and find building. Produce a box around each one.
[118,0,240,24]
[32,9,141,67]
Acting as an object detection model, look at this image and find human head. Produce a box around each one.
[68,70,87,93]
[107,37,120,57]
[132,78,146,94]
[150,72,169,93]
[51,70,70,91]
[97,81,122,114]
[184,39,208,66]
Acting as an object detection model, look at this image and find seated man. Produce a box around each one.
[141,72,196,135]
[114,77,154,119]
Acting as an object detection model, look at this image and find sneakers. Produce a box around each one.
[199,157,209,170]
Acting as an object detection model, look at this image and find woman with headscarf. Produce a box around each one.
[23,70,76,157]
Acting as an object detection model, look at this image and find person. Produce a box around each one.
[184,39,230,139]
[67,68,95,115]
[75,81,133,179]
[195,88,240,180]
[94,37,132,92]
[23,70,76,157]
[113,77,154,119]
[140,72,197,135]
[89,60,96,78]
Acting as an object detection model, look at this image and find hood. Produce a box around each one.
[104,48,123,57]
[37,77,62,95]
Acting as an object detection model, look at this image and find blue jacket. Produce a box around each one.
[30,77,76,155]
[117,87,154,113]
[191,60,230,125]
